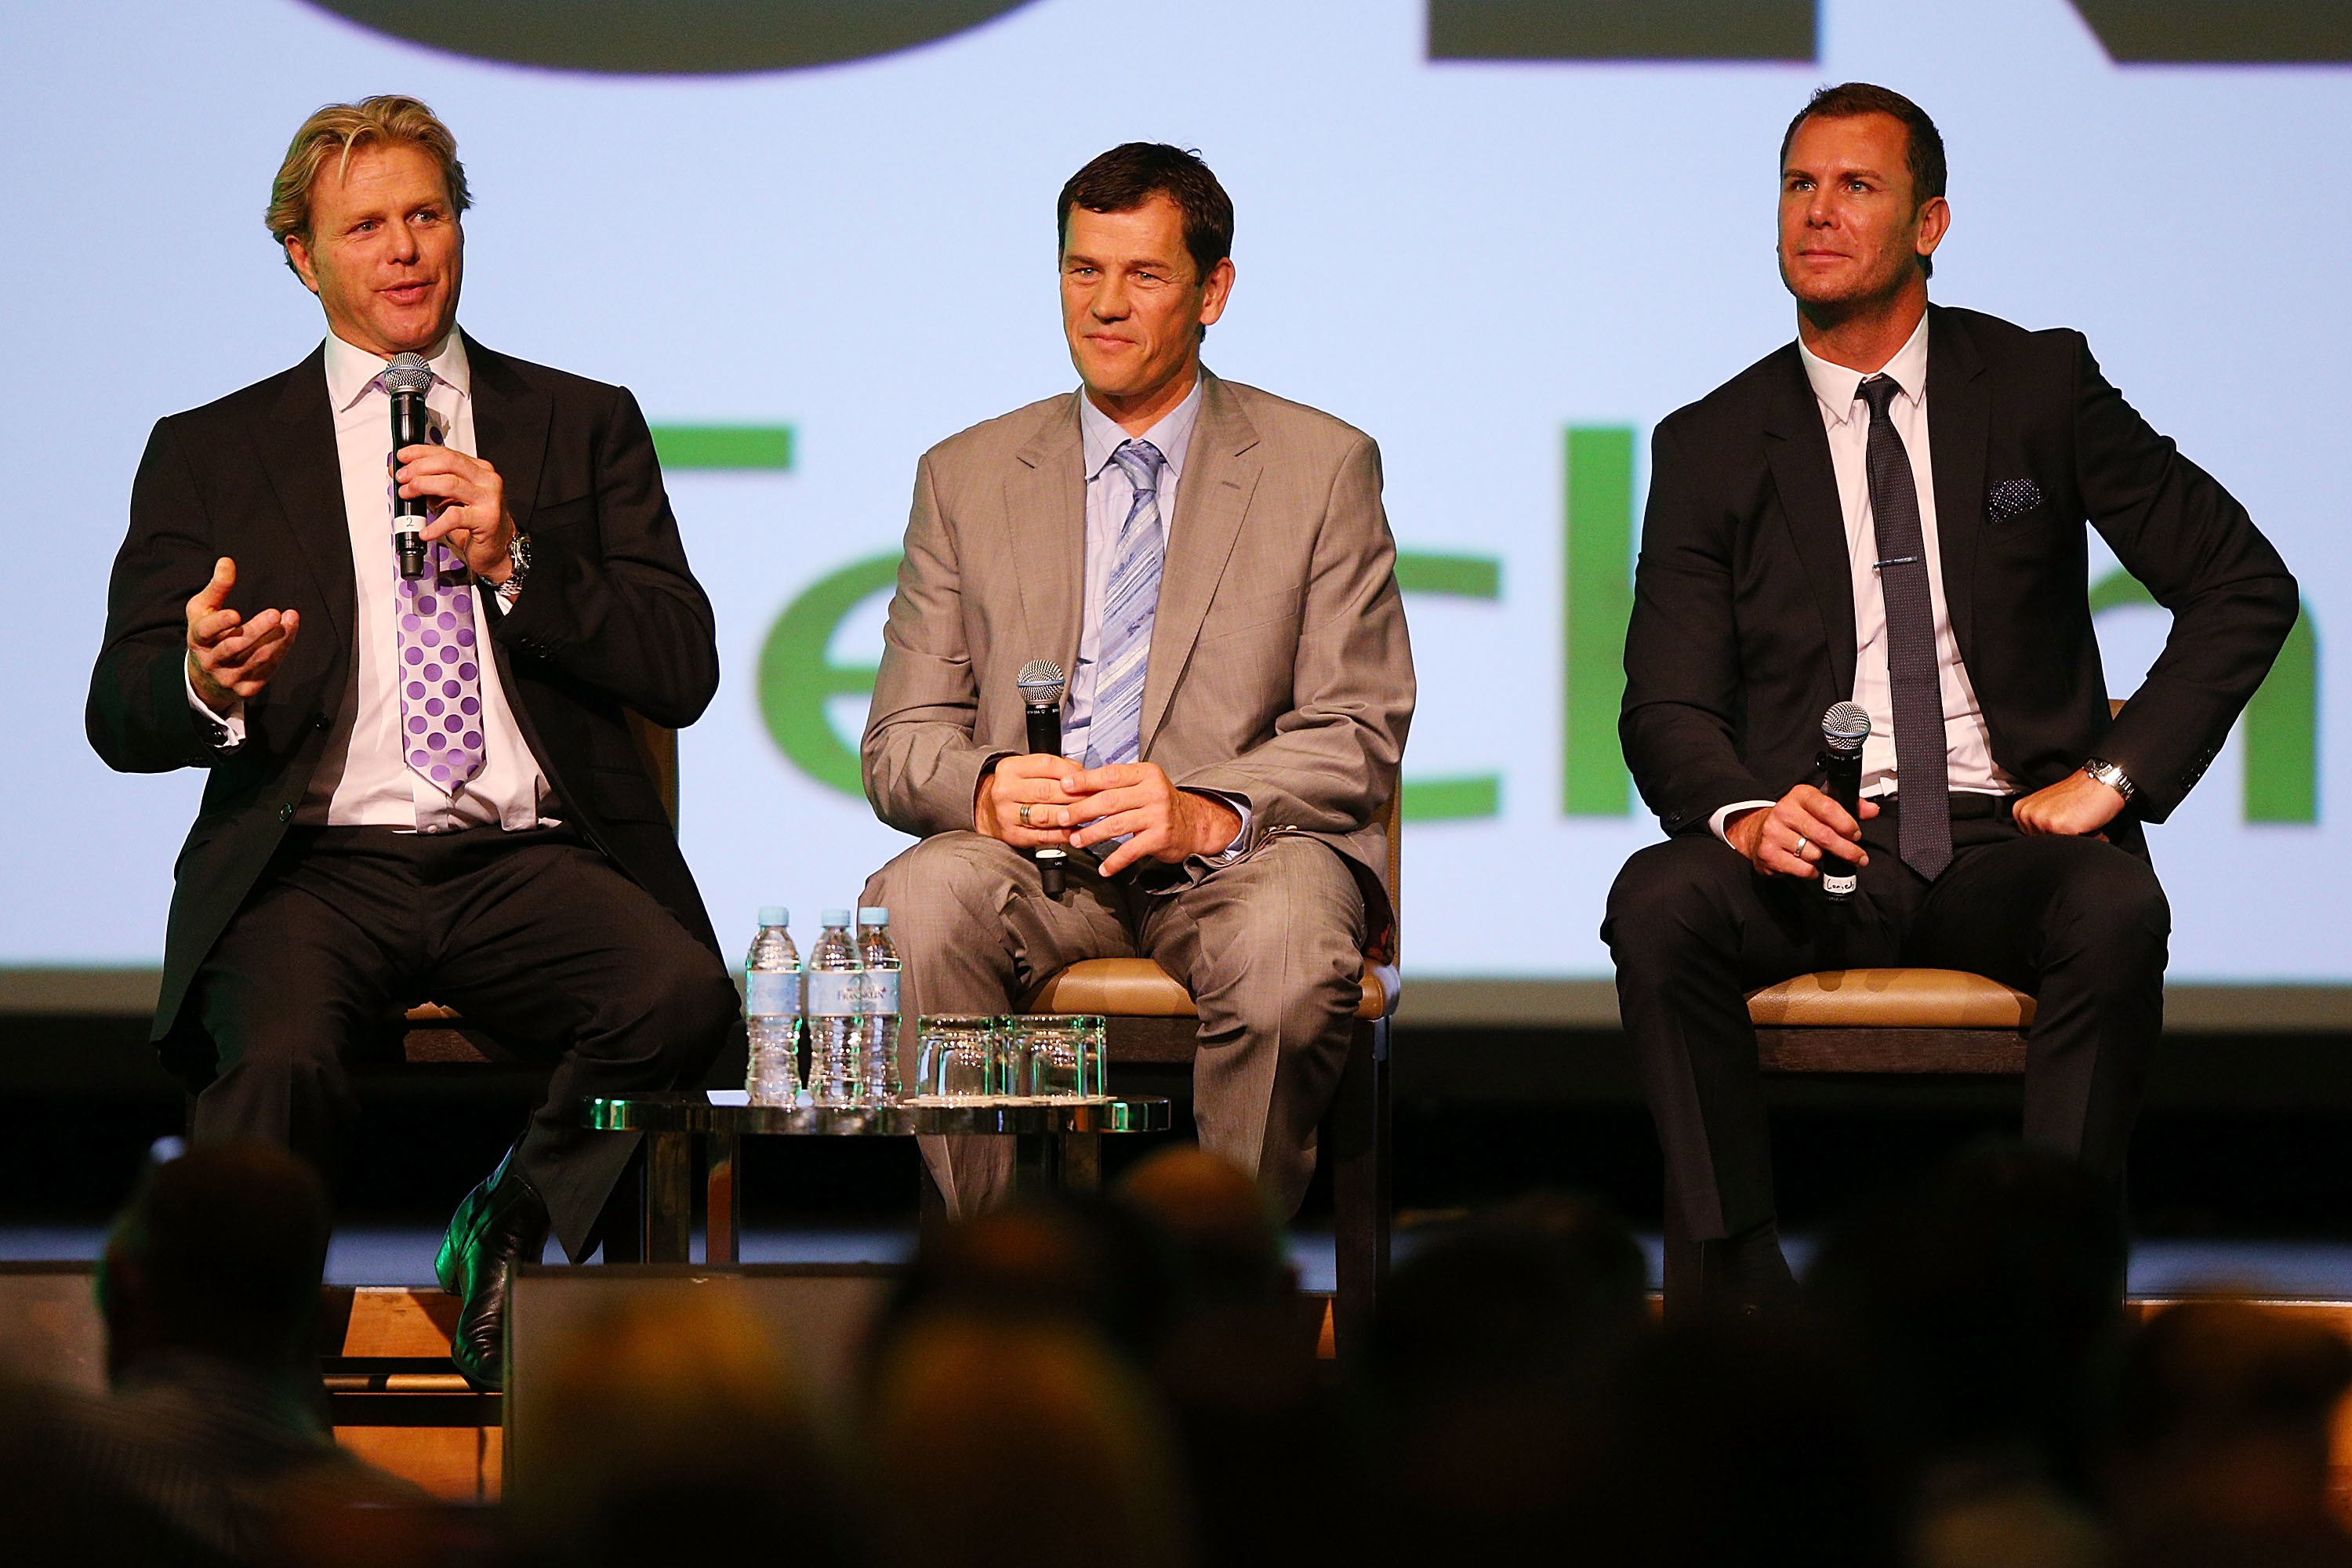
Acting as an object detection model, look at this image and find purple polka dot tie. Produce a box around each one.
[397,544,487,792]
[384,401,485,794]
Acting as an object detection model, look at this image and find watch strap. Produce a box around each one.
[2082,757,2136,800]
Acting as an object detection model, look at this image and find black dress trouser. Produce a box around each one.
[180,824,739,1261]
[1602,794,2170,1241]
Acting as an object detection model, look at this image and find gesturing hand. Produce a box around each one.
[396,444,515,581]
[184,557,299,712]
[1725,784,1875,880]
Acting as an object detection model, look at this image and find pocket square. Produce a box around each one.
[1987,477,2045,522]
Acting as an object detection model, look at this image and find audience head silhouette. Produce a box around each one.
[97,1139,332,1378]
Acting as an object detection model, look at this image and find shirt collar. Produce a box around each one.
[1079,372,1205,485]
[1798,307,1930,427]
[322,327,470,413]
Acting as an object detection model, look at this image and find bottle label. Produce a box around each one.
[746,972,800,1017]
[864,971,901,1013]
[808,972,861,1015]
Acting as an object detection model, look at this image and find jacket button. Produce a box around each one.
[312,714,331,731]
[278,804,295,822]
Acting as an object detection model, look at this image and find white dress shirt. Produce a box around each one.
[1069,376,1245,858]
[190,330,551,832]
[1711,310,2015,841]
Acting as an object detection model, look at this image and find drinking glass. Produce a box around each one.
[915,1014,1001,1101]
[1006,1014,1106,1099]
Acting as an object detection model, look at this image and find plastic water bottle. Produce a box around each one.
[806,909,861,1107]
[855,907,902,1105]
[742,907,801,1107]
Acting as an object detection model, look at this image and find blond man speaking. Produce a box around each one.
[88,96,738,1388]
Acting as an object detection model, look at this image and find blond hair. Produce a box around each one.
[266,95,470,267]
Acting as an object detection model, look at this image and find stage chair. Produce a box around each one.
[1659,968,2032,1314]
[1022,793,1403,1356]
[1657,701,2125,1316]
[385,715,680,1260]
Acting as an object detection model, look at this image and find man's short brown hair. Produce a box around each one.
[1056,143,1234,283]
[1780,82,1947,278]
[266,95,470,273]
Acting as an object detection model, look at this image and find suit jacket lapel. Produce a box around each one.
[456,337,562,771]
[261,347,355,652]
[1925,306,1989,666]
[1007,394,1087,684]
[1760,346,1859,701]
[1141,372,1261,753]
[464,335,551,537]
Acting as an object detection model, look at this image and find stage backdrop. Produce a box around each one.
[5,0,2347,1000]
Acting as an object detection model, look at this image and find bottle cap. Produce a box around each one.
[758,906,788,927]
[822,908,851,926]
[858,906,890,925]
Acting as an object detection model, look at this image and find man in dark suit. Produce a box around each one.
[1606,83,2299,1308]
[85,96,739,1385]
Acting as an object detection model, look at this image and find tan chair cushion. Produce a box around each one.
[1025,957,1390,1022]
[398,1002,495,1064]
[1746,968,2035,1030]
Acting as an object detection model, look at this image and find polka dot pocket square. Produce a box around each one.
[1986,477,2046,524]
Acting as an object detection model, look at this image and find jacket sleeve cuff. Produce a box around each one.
[183,661,245,750]
[1181,788,1252,864]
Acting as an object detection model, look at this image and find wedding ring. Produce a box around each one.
[1017,804,1033,828]
[1795,834,1811,855]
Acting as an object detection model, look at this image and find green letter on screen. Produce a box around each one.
[1564,426,1635,815]
[757,553,901,797]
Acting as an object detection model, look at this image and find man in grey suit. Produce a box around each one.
[860,143,1414,1217]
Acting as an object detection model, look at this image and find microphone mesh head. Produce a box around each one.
[1016,659,1067,706]
[383,353,433,395]
[1821,701,1871,754]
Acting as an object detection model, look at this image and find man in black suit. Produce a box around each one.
[1606,83,2298,1307]
[86,96,739,1385]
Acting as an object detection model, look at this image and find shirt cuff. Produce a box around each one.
[184,662,246,750]
[1183,789,1252,863]
[1709,800,1776,844]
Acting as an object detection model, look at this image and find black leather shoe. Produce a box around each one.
[435,1146,550,1389]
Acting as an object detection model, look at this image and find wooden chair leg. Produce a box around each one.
[1331,1017,1391,1359]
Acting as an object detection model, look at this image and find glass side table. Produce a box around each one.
[582,1094,1173,1262]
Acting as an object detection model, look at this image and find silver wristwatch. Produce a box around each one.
[2082,757,2136,801]
[495,532,531,608]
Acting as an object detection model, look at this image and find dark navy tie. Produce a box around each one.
[1858,375,1952,880]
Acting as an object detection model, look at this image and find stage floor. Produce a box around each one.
[12,1224,2352,1299]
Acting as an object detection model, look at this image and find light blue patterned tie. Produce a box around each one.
[1083,438,1168,772]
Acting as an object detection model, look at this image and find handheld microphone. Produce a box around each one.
[1015,659,1070,898]
[384,353,434,580]
[1818,701,1871,904]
